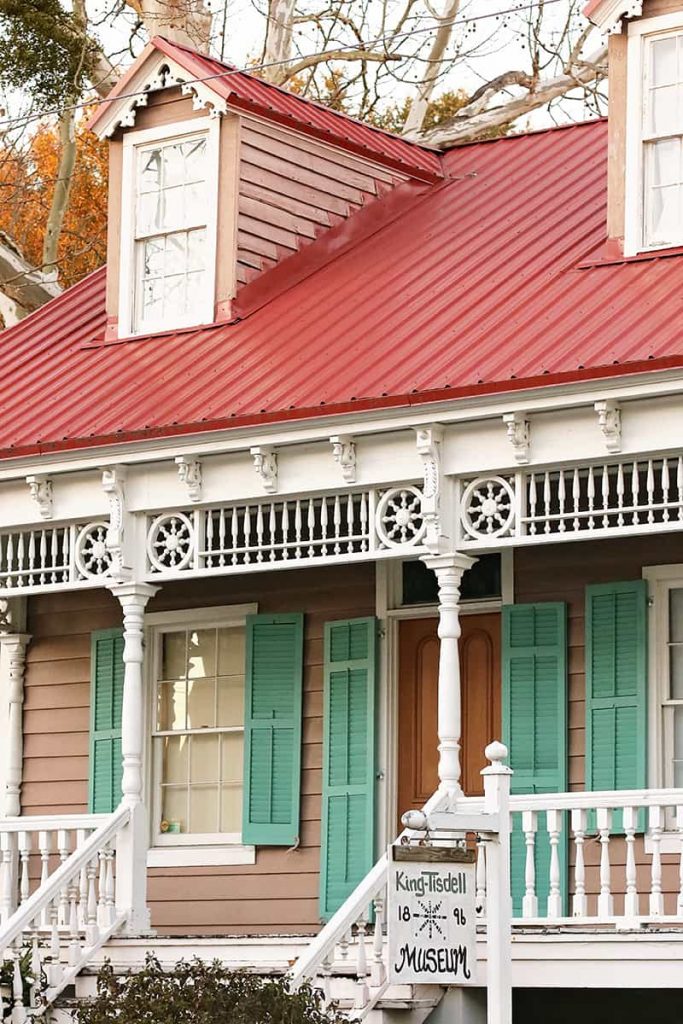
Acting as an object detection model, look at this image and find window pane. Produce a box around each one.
[143,236,165,278]
[651,138,680,185]
[674,707,683,786]
[161,786,187,832]
[162,735,188,784]
[670,588,683,642]
[142,277,164,321]
[217,678,244,727]
[220,785,242,832]
[217,627,245,674]
[189,630,216,678]
[221,732,243,780]
[138,191,165,236]
[652,36,678,87]
[671,645,683,699]
[162,631,187,681]
[651,85,679,136]
[648,183,681,245]
[140,148,162,192]
[183,138,206,180]
[157,680,187,731]
[189,786,219,833]
[187,229,206,272]
[186,677,215,729]
[190,734,219,784]
[163,143,186,188]
[165,232,187,276]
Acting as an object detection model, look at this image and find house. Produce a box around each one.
[1,0,683,1019]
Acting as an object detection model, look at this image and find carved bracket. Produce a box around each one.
[587,0,643,35]
[415,425,443,553]
[330,435,357,484]
[250,446,278,494]
[595,399,621,453]
[502,412,530,465]
[175,456,202,502]
[26,475,53,520]
[102,466,131,581]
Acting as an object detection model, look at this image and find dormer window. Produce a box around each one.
[118,118,220,336]
[626,15,683,254]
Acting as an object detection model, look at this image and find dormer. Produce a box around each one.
[587,0,683,255]
[89,38,442,341]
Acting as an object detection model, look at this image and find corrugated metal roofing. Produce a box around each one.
[2,117,683,459]
[89,37,442,182]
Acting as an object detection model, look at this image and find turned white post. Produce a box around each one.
[422,553,475,799]
[482,741,513,1024]
[109,582,158,935]
[1,632,31,817]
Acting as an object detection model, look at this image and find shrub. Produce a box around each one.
[76,955,348,1024]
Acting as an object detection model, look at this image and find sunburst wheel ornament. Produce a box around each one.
[75,522,113,578]
[147,512,195,571]
[376,486,427,548]
[461,476,515,539]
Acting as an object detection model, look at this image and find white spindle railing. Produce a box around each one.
[146,485,427,577]
[458,455,683,546]
[0,807,130,1021]
[0,522,111,592]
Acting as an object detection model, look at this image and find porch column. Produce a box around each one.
[109,581,158,934]
[0,632,31,817]
[422,553,476,800]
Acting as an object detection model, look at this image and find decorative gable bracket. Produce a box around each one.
[595,399,622,453]
[585,0,643,36]
[26,475,53,520]
[503,412,530,465]
[175,456,202,502]
[251,446,278,494]
[102,466,132,581]
[94,54,228,140]
[415,425,444,554]
[330,435,357,484]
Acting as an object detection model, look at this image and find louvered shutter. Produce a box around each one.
[89,629,125,813]
[242,614,304,845]
[503,603,567,917]
[585,581,647,829]
[320,617,376,920]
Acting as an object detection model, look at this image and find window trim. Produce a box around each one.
[643,564,683,791]
[625,13,683,256]
[118,117,220,338]
[144,603,257,868]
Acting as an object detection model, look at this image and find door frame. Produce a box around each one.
[374,552,513,855]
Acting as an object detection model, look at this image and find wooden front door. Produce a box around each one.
[397,613,501,822]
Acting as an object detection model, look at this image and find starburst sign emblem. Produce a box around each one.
[413,900,447,940]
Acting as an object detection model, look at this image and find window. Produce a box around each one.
[119,119,219,336]
[644,565,683,789]
[401,554,502,606]
[626,16,683,253]
[146,604,256,865]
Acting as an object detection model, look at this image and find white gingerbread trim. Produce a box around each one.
[414,425,443,553]
[92,51,228,140]
[595,399,622,453]
[26,475,53,520]
[330,435,357,484]
[586,0,643,36]
[102,466,131,580]
[250,446,278,493]
[175,456,202,502]
[502,412,530,465]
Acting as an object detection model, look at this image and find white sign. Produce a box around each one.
[387,845,477,985]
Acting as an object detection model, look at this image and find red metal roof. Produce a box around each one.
[2,117,683,460]
[89,37,442,182]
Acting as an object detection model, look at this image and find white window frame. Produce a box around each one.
[625,12,683,256]
[118,117,220,338]
[144,603,257,868]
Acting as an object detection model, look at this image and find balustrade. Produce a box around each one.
[0,522,111,591]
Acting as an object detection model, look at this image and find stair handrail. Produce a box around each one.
[0,803,130,956]
[289,790,448,988]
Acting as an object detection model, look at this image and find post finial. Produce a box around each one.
[485,740,508,764]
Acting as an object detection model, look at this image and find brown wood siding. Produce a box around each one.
[23,563,374,935]
[236,118,403,286]
[515,534,683,914]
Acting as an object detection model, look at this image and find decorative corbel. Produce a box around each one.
[330,435,357,484]
[595,399,621,453]
[102,466,131,580]
[175,456,202,502]
[502,412,530,465]
[250,446,278,494]
[415,425,444,552]
[26,475,53,520]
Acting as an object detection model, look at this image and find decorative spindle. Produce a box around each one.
[587,466,595,530]
[571,808,587,918]
[281,501,290,559]
[269,504,277,561]
[546,809,562,919]
[85,857,99,946]
[623,806,639,920]
[529,474,537,535]
[205,511,214,568]
[596,808,613,918]
[522,810,538,918]
[243,506,251,563]
[662,459,670,522]
[359,492,368,551]
[346,494,354,553]
[475,838,486,917]
[572,468,581,531]
[57,831,70,926]
[68,882,81,966]
[558,470,566,532]
[231,508,239,565]
[256,504,264,563]
[307,499,315,558]
[354,918,370,1009]
[294,501,302,559]
[616,463,625,527]
[13,945,26,1024]
[17,833,30,906]
[601,465,610,528]
[649,805,664,917]
[543,472,551,534]
[647,460,655,524]
[333,496,341,555]
[371,892,386,987]
[632,461,640,525]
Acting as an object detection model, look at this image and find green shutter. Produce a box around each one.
[503,603,567,917]
[242,613,304,845]
[89,628,125,814]
[320,617,376,921]
[585,581,648,823]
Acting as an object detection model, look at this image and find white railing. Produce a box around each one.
[0,806,130,1020]
[0,522,111,592]
[145,485,427,577]
[457,455,683,546]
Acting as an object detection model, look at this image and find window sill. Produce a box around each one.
[147,844,256,868]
